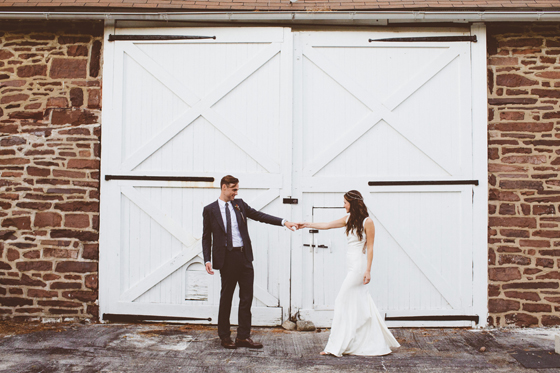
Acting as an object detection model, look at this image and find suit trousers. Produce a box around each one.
[218,248,254,340]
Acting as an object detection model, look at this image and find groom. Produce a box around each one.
[203,175,297,349]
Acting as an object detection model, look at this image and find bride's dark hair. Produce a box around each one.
[344,190,369,242]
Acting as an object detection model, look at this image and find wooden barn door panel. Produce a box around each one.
[100,27,293,325]
[293,31,475,327]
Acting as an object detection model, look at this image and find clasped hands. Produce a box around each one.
[284,222,311,231]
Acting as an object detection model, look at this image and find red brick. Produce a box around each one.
[542,315,560,326]
[0,50,14,60]
[23,250,40,259]
[67,45,88,57]
[502,282,559,290]
[27,289,57,298]
[496,74,538,87]
[43,248,78,259]
[500,111,524,120]
[489,98,538,105]
[64,214,89,228]
[498,204,516,215]
[489,217,537,228]
[505,313,539,327]
[48,308,80,315]
[85,274,97,290]
[27,167,51,177]
[70,87,83,107]
[537,271,560,280]
[7,248,19,262]
[16,202,51,211]
[533,205,556,215]
[34,212,62,228]
[488,57,519,66]
[536,258,555,268]
[501,155,548,165]
[488,298,520,312]
[1,93,29,104]
[37,300,82,308]
[0,297,33,307]
[488,122,554,132]
[523,303,552,312]
[62,290,97,302]
[55,261,97,273]
[54,201,98,212]
[51,109,98,126]
[497,245,523,253]
[16,261,52,272]
[51,282,82,290]
[489,189,520,202]
[82,244,98,260]
[536,71,560,79]
[46,97,69,108]
[43,274,61,281]
[533,230,560,238]
[16,64,47,77]
[489,267,522,281]
[532,89,560,98]
[87,89,100,109]
[50,58,87,79]
[67,159,99,170]
[50,230,98,241]
[520,240,551,248]
[1,216,31,230]
[504,291,541,301]
[498,254,531,266]
[52,170,87,179]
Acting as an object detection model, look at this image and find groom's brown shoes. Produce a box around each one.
[221,337,237,349]
[235,337,263,349]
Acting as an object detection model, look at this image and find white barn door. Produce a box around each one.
[100,27,293,325]
[292,30,479,327]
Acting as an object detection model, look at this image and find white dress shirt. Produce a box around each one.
[217,198,244,247]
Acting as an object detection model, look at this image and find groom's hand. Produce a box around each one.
[284,221,298,231]
[205,262,214,275]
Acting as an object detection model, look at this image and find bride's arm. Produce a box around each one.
[363,218,375,285]
[299,216,347,230]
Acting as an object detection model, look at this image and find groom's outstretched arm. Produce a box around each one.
[242,200,283,226]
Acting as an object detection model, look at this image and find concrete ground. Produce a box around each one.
[1,322,560,372]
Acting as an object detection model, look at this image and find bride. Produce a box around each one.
[298,190,400,357]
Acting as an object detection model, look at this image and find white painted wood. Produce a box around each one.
[99,21,120,320]
[292,29,482,328]
[100,27,291,325]
[102,26,486,328]
[471,23,489,328]
[120,42,282,172]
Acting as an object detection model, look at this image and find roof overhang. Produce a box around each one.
[1,10,560,24]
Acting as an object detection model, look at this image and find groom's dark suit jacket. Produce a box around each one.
[202,199,283,269]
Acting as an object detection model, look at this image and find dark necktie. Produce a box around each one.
[225,202,233,251]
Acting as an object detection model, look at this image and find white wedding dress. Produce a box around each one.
[323,217,400,357]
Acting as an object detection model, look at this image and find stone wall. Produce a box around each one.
[0,21,102,321]
[488,23,560,327]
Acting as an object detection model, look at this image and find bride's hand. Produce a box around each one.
[296,222,310,229]
[363,271,371,285]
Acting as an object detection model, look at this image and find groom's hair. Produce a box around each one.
[221,175,239,188]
